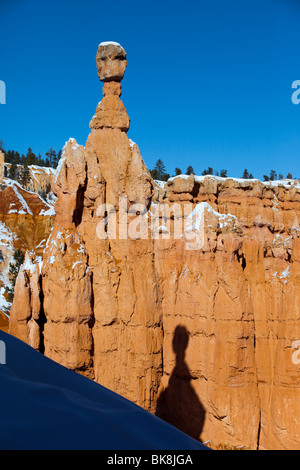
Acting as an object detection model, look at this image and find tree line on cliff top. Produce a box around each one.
[0,140,60,168]
[2,146,61,171]
[0,141,61,190]
[150,159,295,182]
[0,140,296,183]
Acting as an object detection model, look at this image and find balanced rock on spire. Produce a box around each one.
[96,41,127,82]
[90,42,130,132]
[9,40,156,396]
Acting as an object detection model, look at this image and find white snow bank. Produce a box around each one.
[0,221,16,289]
[166,174,300,190]
[29,165,55,175]
[154,180,166,189]
[129,139,136,149]
[0,331,209,450]
[21,254,42,275]
[280,266,290,280]
[99,41,124,49]
[168,174,192,182]
[186,202,237,231]
[0,221,14,248]
[0,287,10,316]
[39,206,55,217]
[53,154,66,185]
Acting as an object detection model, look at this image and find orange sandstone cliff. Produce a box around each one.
[9,43,300,450]
[0,153,55,328]
[3,163,55,195]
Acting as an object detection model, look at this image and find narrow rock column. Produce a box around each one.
[0,151,4,180]
[82,42,162,411]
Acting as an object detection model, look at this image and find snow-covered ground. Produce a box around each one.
[0,331,209,450]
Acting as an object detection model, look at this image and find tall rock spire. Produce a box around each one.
[9,42,161,412]
[86,41,152,208]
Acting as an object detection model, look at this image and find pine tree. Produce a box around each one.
[150,159,170,181]
[242,169,249,179]
[202,167,214,176]
[46,147,58,169]
[269,170,277,181]
[55,150,62,168]
[5,249,25,302]
[4,150,11,163]
[15,152,21,164]
[5,150,14,163]
[44,156,50,167]
[8,159,18,180]
[263,175,270,182]
[186,166,194,175]
[18,163,31,189]
[220,169,227,177]
[26,147,37,166]
[38,189,48,202]
[174,167,182,176]
[37,153,43,166]
[286,173,293,180]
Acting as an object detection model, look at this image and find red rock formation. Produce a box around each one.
[4,163,55,195]
[0,180,54,253]
[10,42,162,413]
[9,42,300,450]
[153,175,300,450]
[0,177,55,327]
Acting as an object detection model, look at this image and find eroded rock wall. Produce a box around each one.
[152,175,300,449]
[0,179,55,326]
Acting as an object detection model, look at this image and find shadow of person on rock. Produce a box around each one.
[156,325,206,442]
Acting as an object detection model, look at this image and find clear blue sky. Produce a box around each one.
[0,0,300,179]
